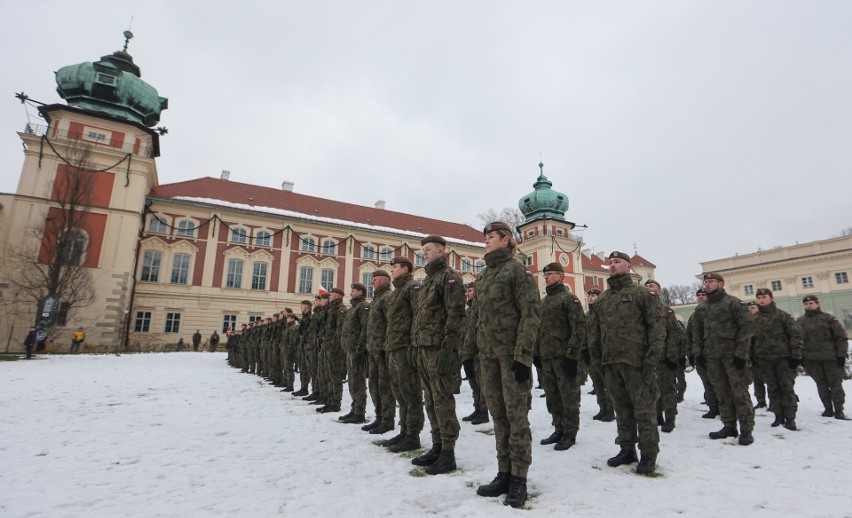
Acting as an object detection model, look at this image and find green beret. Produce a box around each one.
[696,288,707,295]
[300,300,313,305]
[644,279,660,288]
[391,256,413,268]
[587,288,602,295]
[542,262,564,273]
[483,221,512,235]
[703,272,724,282]
[372,270,390,279]
[330,288,345,296]
[319,293,330,299]
[755,288,773,298]
[420,234,447,247]
[802,295,819,303]
[609,251,631,262]
[351,283,367,293]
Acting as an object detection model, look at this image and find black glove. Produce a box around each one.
[436,348,452,375]
[354,351,365,364]
[665,359,678,371]
[733,356,746,370]
[512,361,531,383]
[697,355,707,368]
[687,355,695,367]
[581,350,591,364]
[462,359,474,380]
[532,356,542,369]
[563,357,578,379]
[787,357,801,369]
[838,357,847,368]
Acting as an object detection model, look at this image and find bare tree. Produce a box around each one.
[835,226,852,237]
[477,206,525,242]
[660,282,703,306]
[3,144,96,331]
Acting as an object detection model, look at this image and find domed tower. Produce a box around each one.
[1,32,168,352]
[516,162,582,295]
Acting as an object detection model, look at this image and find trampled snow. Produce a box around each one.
[2,353,850,517]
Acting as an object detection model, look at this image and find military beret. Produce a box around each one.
[703,272,724,282]
[587,288,602,295]
[644,279,660,288]
[287,314,299,320]
[330,288,345,296]
[320,293,330,299]
[466,280,476,289]
[351,283,367,293]
[746,300,758,306]
[372,270,390,279]
[755,288,773,298]
[696,288,707,295]
[542,262,564,273]
[420,234,446,247]
[391,256,413,268]
[301,300,312,305]
[483,221,512,235]
[802,295,819,303]
[284,307,294,314]
[609,251,631,262]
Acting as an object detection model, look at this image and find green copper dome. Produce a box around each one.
[54,32,168,127]
[518,162,569,223]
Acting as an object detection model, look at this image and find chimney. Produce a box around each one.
[596,251,606,261]
[375,200,386,210]
[282,181,294,192]
[220,170,230,181]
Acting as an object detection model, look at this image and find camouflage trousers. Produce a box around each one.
[270,346,283,384]
[539,357,581,437]
[707,357,755,432]
[282,345,296,388]
[327,349,346,406]
[240,346,249,372]
[368,352,397,427]
[586,359,612,414]
[656,362,678,416]
[463,356,488,413]
[675,363,687,401]
[480,356,533,478]
[806,359,846,411]
[301,347,315,393]
[755,358,798,420]
[752,365,768,408]
[604,363,660,455]
[347,352,368,416]
[315,347,330,400]
[388,348,424,435]
[416,347,460,449]
[695,361,718,411]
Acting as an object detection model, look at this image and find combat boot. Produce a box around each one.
[661,414,676,433]
[702,409,719,419]
[316,405,328,413]
[708,426,738,439]
[599,409,615,422]
[470,410,490,425]
[554,435,575,451]
[783,419,797,431]
[754,399,767,409]
[292,387,308,397]
[540,430,563,446]
[476,472,510,497]
[424,450,456,475]
[338,411,354,421]
[411,444,442,466]
[462,408,479,422]
[303,392,318,401]
[635,454,657,475]
[657,412,664,426]
[503,476,527,508]
[369,423,394,435]
[738,430,754,445]
[344,414,367,424]
[607,447,638,467]
[835,409,847,420]
[821,407,834,417]
[361,418,381,431]
[770,413,785,427]
[388,434,421,453]
[320,404,340,413]
[381,427,406,448]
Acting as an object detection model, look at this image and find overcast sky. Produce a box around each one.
[2,1,850,286]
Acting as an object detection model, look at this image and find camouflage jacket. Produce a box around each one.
[460,300,478,361]
[385,274,417,351]
[692,288,752,360]
[284,321,300,352]
[366,284,392,354]
[412,255,466,350]
[797,309,849,361]
[467,247,541,366]
[536,283,586,360]
[342,294,370,353]
[323,299,347,354]
[752,303,803,360]
[209,333,220,346]
[652,297,686,364]
[588,273,665,368]
[299,310,312,349]
[305,306,323,350]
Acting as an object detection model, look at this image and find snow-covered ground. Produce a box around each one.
[2,353,850,517]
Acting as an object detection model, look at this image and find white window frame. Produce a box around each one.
[251,262,268,291]
[743,284,754,296]
[134,311,151,332]
[254,230,271,247]
[379,247,394,263]
[141,250,162,282]
[298,266,314,293]
[362,245,376,260]
[300,237,317,253]
[170,253,191,285]
[226,259,244,289]
[175,220,196,238]
[361,272,375,298]
[415,252,427,267]
[771,280,782,292]
[836,272,849,285]
[230,228,248,244]
[801,276,814,289]
[222,314,237,334]
[321,239,337,256]
[147,215,169,234]
[164,312,181,333]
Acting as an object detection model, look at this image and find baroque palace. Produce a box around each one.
[0,35,656,352]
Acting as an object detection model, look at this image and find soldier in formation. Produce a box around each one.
[645,279,686,433]
[584,288,614,422]
[363,270,396,435]
[460,281,489,425]
[339,283,370,424]
[798,295,848,419]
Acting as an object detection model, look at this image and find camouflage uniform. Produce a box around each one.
[323,298,347,411]
[692,288,755,435]
[385,273,424,441]
[584,304,613,419]
[588,274,665,457]
[654,298,686,428]
[283,319,300,390]
[304,307,323,398]
[798,308,848,416]
[536,282,585,444]
[366,283,396,429]
[753,302,803,423]
[342,294,370,419]
[467,246,541,478]
[296,309,313,394]
[687,311,719,415]
[461,299,488,420]
[209,332,219,353]
[412,255,464,451]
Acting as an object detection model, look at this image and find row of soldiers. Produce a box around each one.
[221,225,849,508]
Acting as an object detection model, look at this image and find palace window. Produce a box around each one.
[298,266,314,293]
[251,262,268,290]
[134,311,151,332]
[164,312,181,333]
[226,259,244,288]
[802,276,814,289]
[141,251,162,282]
[170,253,191,284]
[255,231,271,247]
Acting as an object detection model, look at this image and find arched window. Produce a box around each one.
[230,228,248,244]
[255,231,271,247]
[148,215,168,234]
[379,247,394,263]
[300,237,317,253]
[475,260,485,274]
[321,239,337,255]
[415,252,427,266]
[362,245,376,260]
[176,220,196,238]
